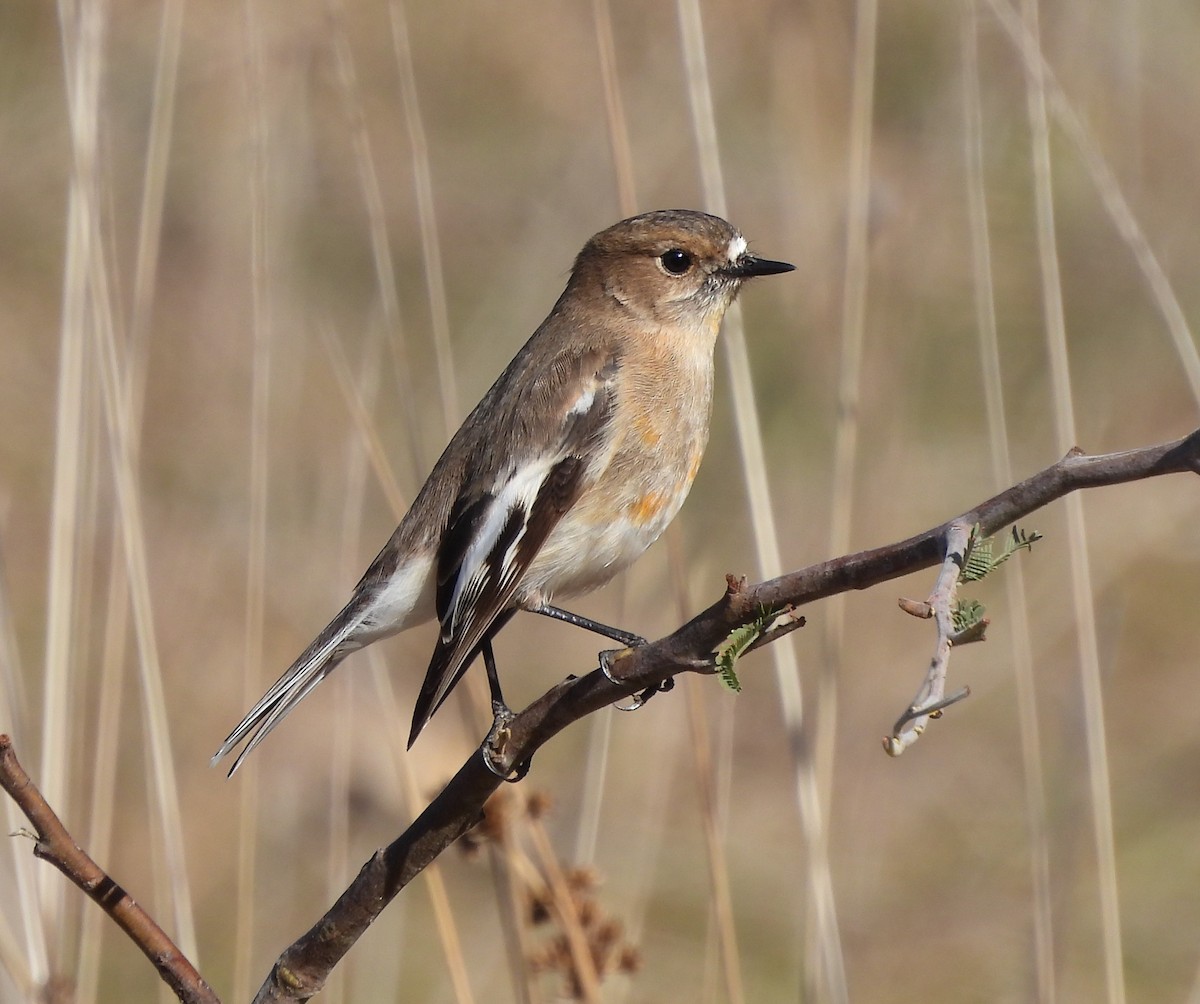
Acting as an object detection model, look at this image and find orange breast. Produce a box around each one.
[627,490,669,526]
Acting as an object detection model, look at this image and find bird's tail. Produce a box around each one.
[406,642,472,751]
[211,608,363,776]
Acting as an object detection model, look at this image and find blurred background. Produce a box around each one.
[2,0,1200,1001]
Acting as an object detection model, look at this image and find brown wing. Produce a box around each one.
[406,348,619,747]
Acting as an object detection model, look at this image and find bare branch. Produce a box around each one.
[255,428,1200,1001]
[883,521,975,756]
[0,736,219,1004]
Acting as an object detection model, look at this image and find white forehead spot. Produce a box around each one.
[727,235,747,263]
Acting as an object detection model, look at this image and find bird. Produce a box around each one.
[212,209,794,776]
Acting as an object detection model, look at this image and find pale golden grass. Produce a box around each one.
[812,0,880,997]
[320,220,478,1004]
[41,0,94,947]
[571,0,634,888]
[0,560,39,997]
[325,295,478,1000]
[674,6,762,1002]
[4,1,1200,1001]
[961,8,1055,1001]
[321,335,372,1004]
[56,0,199,975]
[1020,2,1124,1000]
[388,0,461,433]
[341,340,476,1004]
[327,0,423,474]
[986,0,1200,406]
[333,19,481,987]
[231,3,269,999]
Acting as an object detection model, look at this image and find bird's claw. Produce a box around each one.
[480,702,530,782]
[598,639,646,684]
[614,677,675,712]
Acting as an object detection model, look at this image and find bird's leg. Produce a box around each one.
[523,600,671,705]
[481,637,512,721]
[480,637,530,783]
[524,601,646,648]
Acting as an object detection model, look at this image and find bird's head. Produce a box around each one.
[572,209,794,330]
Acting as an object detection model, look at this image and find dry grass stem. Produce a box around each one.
[960,8,1056,997]
[389,0,460,433]
[985,0,1200,404]
[1018,2,1125,999]
[675,3,841,1000]
[327,0,424,471]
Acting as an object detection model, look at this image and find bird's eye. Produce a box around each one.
[659,249,693,275]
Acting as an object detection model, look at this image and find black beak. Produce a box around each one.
[730,253,795,278]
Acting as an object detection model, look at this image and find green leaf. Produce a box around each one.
[952,598,987,634]
[715,648,743,693]
[960,524,1043,583]
[713,606,779,694]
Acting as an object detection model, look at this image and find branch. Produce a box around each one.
[886,521,977,755]
[255,429,1200,1001]
[888,522,1042,753]
[6,435,1194,1002]
[0,735,219,1004]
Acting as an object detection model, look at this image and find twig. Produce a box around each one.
[0,736,219,1004]
[252,429,1200,1002]
[883,521,975,756]
[886,522,1043,753]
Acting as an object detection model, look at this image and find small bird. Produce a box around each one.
[213,209,793,775]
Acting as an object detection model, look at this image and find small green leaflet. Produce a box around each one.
[714,607,779,693]
[715,633,749,692]
[961,524,1043,583]
[947,524,1043,643]
[951,598,986,634]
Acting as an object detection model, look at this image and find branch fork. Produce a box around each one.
[885,522,978,756]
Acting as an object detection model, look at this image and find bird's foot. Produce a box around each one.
[480,700,531,783]
[598,636,647,685]
[615,676,675,712]
[600,640,673,712]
